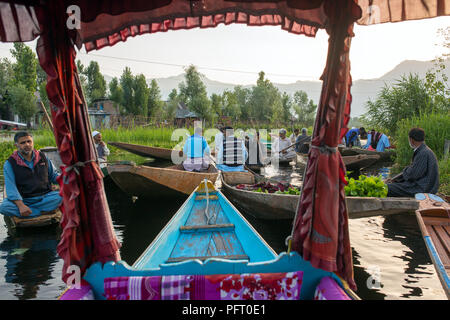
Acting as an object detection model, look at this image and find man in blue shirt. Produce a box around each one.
[345,127,366,148]
[363,130,391,152]
[0,132,62,218]
[182,126,211,172]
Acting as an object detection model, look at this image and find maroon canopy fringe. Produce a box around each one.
[290,0,360,290]
[35,1,121,283]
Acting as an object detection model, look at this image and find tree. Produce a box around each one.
[108,77,123,114]
[147,79,163,118]
[0,58,14,119]
[361,74,431,136]
[9,83,37,127]
[134,74,149,116]
[120,67,136,115]
[85,61,107,106]
[210,93,224,120]
[248,71,281,122]
[10,43,37,93]
[233,86,251,121]
[178,65,211,121]
[292,90,317,128]
[165,89,180,120]
[279,92,293,124]
[222,90,241,122]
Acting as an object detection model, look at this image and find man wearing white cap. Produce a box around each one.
[92,131,110,168]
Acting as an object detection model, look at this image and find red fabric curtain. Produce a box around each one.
[290,0,361,290]
[35,1,121,283]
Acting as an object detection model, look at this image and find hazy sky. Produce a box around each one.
[0,16,448,85]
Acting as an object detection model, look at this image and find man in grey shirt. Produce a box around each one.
[387,127,439,197]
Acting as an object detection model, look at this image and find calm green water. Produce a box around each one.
[0,161,446,300]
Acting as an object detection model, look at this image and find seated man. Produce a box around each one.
[386,128,439,197]
[294,128,311,154]
[272,129,296,162]
[345,127,366,148]
[0,132,62,218]
[363,129,390,152]
[289,128,300,144]
[245,130,269,166]
[216,126,248,172]
[92,130,110,168]
[182,126,211,172]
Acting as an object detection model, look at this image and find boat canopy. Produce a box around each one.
[0,0,447,288]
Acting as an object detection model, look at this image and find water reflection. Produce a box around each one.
[0,226,62,300]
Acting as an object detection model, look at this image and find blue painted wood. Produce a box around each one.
[83,251,342,300]
[134,188,277,270]
[415,193,426,201]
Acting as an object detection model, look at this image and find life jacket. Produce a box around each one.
[370,131,383,150]
[8,150,52,198]
[222,137,244,166]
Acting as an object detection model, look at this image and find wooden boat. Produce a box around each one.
[2,190,61,230]
[108,141,183,161]
[40,146,111,177]
[107,163,219,198]
[414,193,450,299]
[221,171,419,220]
[297,152,380,171]
[338,146,395,162]
[61,181,358,300]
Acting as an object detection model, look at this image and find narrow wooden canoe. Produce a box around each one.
[75,181,358,300]
[221,171,419,220]
[338,146,395,162]
[415,193,450,299]
[108,141,183,161]
[2,190,61,230]
[107,163,219,198]
[297,152,380,170]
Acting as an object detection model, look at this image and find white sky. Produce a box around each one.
[0,16,448,85]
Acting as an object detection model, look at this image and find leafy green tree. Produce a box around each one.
[85,61,107,106]
[120,67,137,115]
[0,58,14,119]
[148,79,164,118]
[178,65,211,121]
[134,74,149,116]
[222,90,241,122]
[361,74,431,136]
[279,92,293,124]
[210,93,224,120]
[233,86,251,121]
[10,43,37,93]
[292,90,316,127]
[248,71,281,122]
[9,83,37,126]
[165,89,180,120]
[108,77,123,114]
[76,60,89,101]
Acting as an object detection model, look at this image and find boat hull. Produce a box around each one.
[339,146,395,162]
[221,172,418,220]
[108,141,183,161]
[415,193,450,299]
[107,164,219,198]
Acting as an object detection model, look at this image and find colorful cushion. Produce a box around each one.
[59,280,95,300]
[314,277,351,300]
[104,271,303,300]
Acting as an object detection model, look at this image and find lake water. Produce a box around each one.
[0,160,446,300]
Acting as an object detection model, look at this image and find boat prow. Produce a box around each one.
[70,180,358,300]
[107,163,219,198]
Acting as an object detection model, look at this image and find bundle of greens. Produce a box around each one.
[236,182,301,195]
[344,174,388,198]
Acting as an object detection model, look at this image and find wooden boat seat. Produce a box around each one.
[179,223,235,233]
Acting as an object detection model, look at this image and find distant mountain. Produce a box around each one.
[103,58,449,117]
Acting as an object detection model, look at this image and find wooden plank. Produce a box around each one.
[166,254,249,263]
[433,225,450,257]
[427,225,450,266]
[179,224,235,233]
